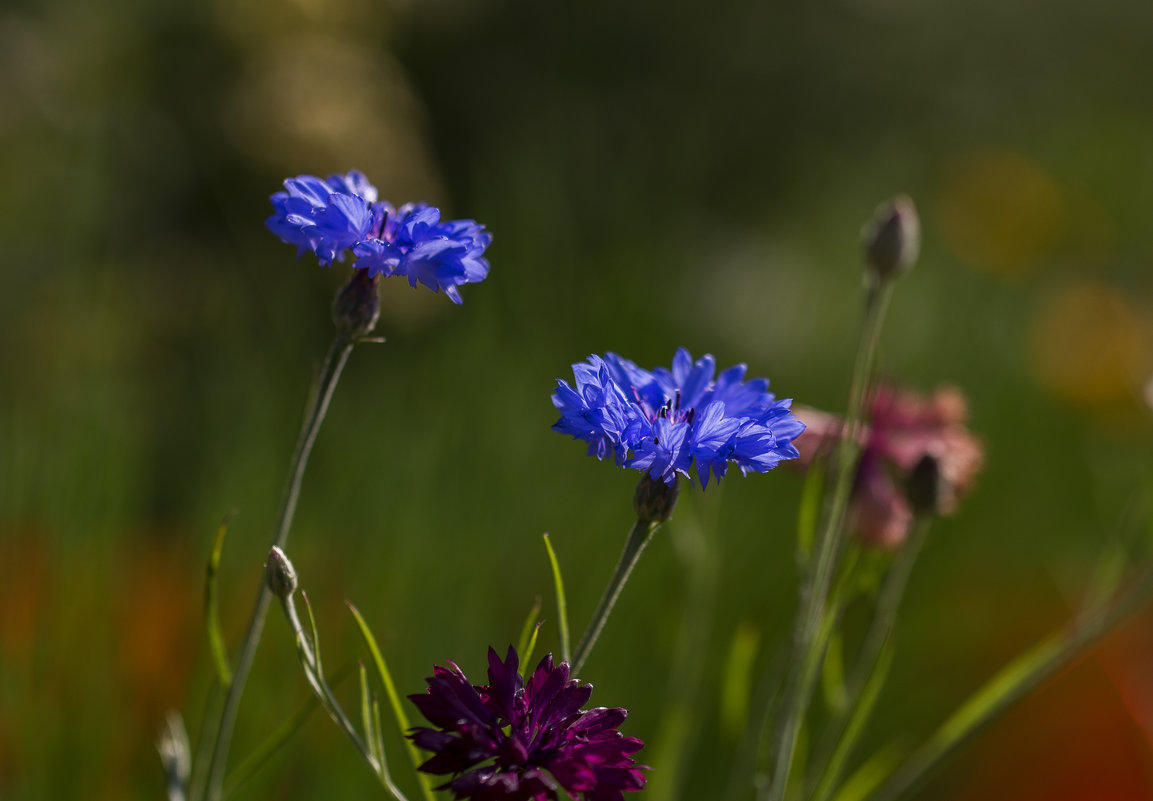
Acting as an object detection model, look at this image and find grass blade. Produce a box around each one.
[796,462,826,567]
[542,533,570,663]
[348,602,436,801]
[516,597,543,669]
[204,515,235,688]
[358,663,376,774]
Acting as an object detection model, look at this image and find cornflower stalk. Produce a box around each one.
[762,278,895,801]
[201,332,356,801]
[762,194,917,801]
[572,475,676,674]
[572,518,660,675]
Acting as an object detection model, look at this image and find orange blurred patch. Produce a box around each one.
[1027,280,1153,413]
[113,539,197,724]
[950,634,1153,801]
[0,531,52,662]
[0,531,53,786]
[938,149,1064,277]
[1098,606,1153,754]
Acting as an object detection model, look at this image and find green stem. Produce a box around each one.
[572,518,659,675]
[809,518,930,801]
[202,334,355,801]
[284,596,410,801]
[866,567,1153,801]
[763,281,895,801]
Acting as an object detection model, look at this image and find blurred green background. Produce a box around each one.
[2,0,1153,798]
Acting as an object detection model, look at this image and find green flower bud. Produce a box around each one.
[633,474,679,524]
[265,545,298,599]
[332,269,381,339]
[863,194,920,283]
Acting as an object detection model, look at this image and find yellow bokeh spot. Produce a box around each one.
[1028,281,1152,412]
[938,149,1064,277]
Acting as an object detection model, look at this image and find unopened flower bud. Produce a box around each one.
[265,545,298,599]
[633,474,679,524]
[905,453,942,517]
[332,268,381,338]
[863,194,920,283]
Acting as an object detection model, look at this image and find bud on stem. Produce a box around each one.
[633,474,679,524]
[862,194,920,285]
[906,453,942,517]
[332,269,381,339]
[265,545,298,599]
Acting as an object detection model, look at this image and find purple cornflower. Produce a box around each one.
[552,348,805,487]
[266,170,491,304]
[408,646,646,801]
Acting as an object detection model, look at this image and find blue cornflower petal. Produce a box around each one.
[325,169,378,203]
[266,171,381,266]
[350,238,401,277]
[553,349,805,487]
[311,192,377,266]
[267,171,491,301]
[689,401,742,488]
[552,361,637,466]
[626,417,692,487]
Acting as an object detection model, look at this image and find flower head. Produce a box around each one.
[408,646,646,801]
[794,384,984,548]
[266,170,491,303]
[552,348,805,487]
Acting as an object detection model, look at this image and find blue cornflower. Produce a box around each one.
[552,348,805,487]
[266,170,491,304]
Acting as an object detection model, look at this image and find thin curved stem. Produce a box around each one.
[202,334,355,801]
[281,595,410,801]
[572,518,659,675]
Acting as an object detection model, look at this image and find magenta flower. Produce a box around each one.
[794,384,984,548]
[408,646,646,801]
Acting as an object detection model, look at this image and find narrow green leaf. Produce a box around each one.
[522,620,542,672]
[812,637,896,801]
[829,744,906,801]
[301,592,325,680]
[821,630,848,715]
[796,462,826,567]
[204,515,235,688]
[516,597,543,669]
[719,623,759,739]
[358,663,375,774]
[372,696,386,772]
[348,602,436,801]
[542,533,571,663]
[865,568,1153,801]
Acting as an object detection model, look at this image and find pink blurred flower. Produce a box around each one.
[793,385,984,548]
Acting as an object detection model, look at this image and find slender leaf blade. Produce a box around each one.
[204,515,235,687]
[348,602,436,801]
[542,533,571,663]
